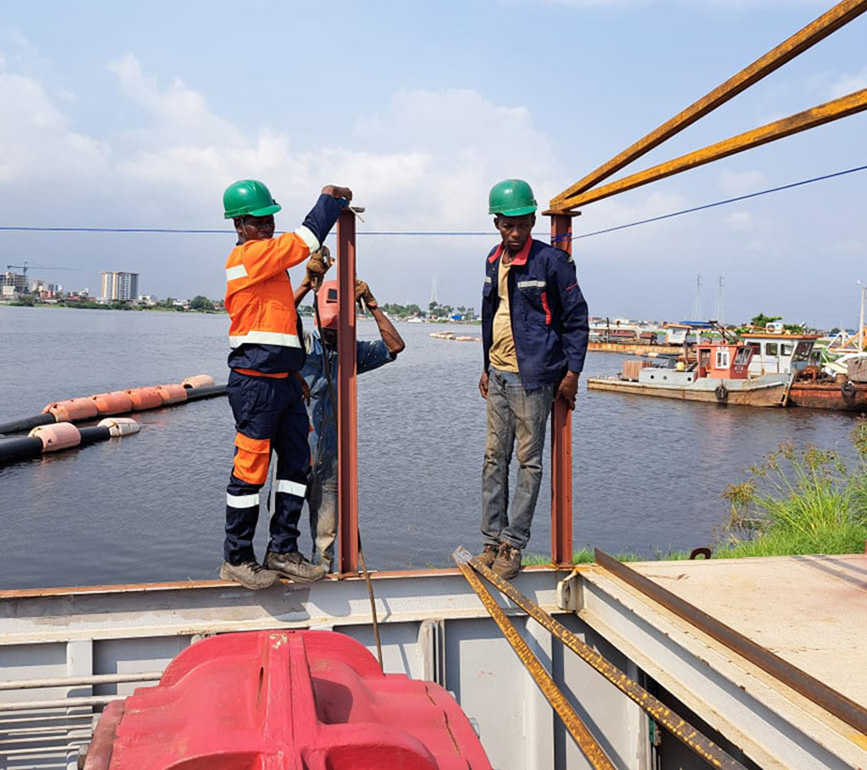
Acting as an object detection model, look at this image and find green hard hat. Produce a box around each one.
[223,179,282,219]
[488,179,537,217]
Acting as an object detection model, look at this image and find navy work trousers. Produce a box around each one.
[224,370,310,564]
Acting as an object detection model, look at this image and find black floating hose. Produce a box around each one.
[0,436,44,465]
[184,384,228,402]
[0,413,56,436]
[0,421,138,468]
[78,426,112,446]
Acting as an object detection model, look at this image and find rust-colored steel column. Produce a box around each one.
[549,213,574,568]
[336,208,359,574]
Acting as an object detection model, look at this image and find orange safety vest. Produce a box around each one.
[225,228,318,375]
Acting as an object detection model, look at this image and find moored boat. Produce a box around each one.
[787,355,867,411]
[588,340,791,407]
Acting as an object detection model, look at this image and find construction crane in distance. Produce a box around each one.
[6,261,80,278]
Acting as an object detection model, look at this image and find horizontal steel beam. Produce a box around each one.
[0,672,161,691]
[0,569,568,646]
[550,0,867,208]
[0,743,86,758]
[0,695,122,713]
[554,89,867,210]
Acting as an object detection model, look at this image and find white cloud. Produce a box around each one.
[722,210,753,231]
[829,238,864,254]
[352,88,559,228]
[102,66,559,233]
[0,56,564,304]
[718,168,767,196]
[0,72,109,186]
[828,68,867,99]
[108,54,242,149]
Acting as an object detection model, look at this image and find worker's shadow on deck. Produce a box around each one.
[260,577,395,628]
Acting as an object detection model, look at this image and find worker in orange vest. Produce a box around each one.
[221,179,351,589]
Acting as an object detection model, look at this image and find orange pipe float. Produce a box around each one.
[90,391,135,416]
[0,375,224,436]
[125,387,163,411]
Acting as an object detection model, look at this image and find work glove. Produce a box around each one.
[355,279,377,310]
[304,246,332,290]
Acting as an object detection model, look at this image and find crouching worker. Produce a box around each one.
[221,179,352,589]
[295,264,405,572]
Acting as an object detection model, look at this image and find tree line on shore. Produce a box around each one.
[6,295,476,319]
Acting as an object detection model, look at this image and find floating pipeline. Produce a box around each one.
[0,418,140,467]
[0,375,226,436]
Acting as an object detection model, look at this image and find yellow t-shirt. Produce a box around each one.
[489,257,519,372]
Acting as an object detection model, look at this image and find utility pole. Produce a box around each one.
[715,275,725,325]
[858,280,866,352]
[429,273,439,312]
[692,273,703,320]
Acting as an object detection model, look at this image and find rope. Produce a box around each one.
[1,163,863,241]
[573,162,867,240]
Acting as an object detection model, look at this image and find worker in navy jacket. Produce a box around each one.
[477,179,589,579]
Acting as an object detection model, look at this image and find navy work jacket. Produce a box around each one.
[481,238,589,391]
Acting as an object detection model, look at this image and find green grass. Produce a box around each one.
[522,549,649,566]
[714,423,867,559]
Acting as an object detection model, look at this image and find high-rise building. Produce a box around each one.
[101,272,139,301]
[3,271,28,293]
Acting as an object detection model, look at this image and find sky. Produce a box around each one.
[0,0,864,328]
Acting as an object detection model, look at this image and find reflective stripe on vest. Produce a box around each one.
[294,225,319,253]
[228,331,302,349]
[517,280,547,289]
[226,264,248,281]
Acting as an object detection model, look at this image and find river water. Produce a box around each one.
[0,305,862,589]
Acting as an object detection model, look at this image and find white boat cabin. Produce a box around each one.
[738,332,818,375]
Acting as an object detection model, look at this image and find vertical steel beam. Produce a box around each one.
[549,214,574,568]
[336,209,359,574]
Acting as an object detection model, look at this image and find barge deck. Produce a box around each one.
[2,555,865,769]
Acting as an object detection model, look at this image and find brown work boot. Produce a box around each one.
[220,560,279,590]
[474,544,500,569]
[265,550,326,583]
[492,544,522,580]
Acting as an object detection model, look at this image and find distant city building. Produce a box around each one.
[31,280,60,299]
[101,271,139,301]
[3,271,28,293]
